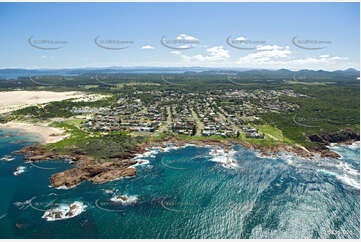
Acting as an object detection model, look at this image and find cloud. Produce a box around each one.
[238,45,291,64]
[285,56,348,65]
[234,36,246,41]
[180,46,230,62]
[329,56,348,61]
[256,45,285,51]
[141,45,155,49]
[235,44,352,70]
[166,42,354,70]
[176,34,198,41]
[170,50,181,55]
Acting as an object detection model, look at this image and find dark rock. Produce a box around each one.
[308,129,359,158]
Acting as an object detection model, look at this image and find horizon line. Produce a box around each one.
[0,66,359,72]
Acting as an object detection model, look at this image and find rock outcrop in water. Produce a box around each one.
[13,146,78,162]
[50,160,136,188]
[13,129,360,189]
[307,129,360,158]
[14,145,138,188]
[41,201,87,221]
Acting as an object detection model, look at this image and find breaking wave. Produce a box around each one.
[41,201,87,221]
[209,147,239,169]
[110,194,138,205]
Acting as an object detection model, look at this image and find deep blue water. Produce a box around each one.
[0,72,80,80]
[0,129,359,239]
[0,70,188,80]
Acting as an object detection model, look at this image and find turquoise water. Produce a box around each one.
[0,129,359,239]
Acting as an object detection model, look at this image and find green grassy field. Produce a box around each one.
[255,124,295,144]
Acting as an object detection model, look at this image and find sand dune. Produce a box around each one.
[0,91,87,114]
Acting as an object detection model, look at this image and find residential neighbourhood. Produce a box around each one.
[74,88,304,138]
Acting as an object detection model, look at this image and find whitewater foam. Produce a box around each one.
[276,148,360,189]
[320,170,360,189]
[209,147,239,169]
[110,194,138,205]
[41,201,87,221]
[51,184,77,190]
[13,166,26,176]
[133,147,161,160]
[130,159,150,168]
[342,141,360,150]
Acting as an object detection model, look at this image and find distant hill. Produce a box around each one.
[0,67,359,81]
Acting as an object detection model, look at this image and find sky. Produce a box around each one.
[0,2,359,70]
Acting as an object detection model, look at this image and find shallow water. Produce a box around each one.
[0,129,359,239]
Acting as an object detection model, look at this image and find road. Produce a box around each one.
[217,107,241,132]
[191,108,203,136]
[153,106,172,136]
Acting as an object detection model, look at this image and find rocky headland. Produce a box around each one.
[10,129,360,189]
[13,145,141,188]
[307,129,360,158]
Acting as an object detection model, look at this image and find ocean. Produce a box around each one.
[0,70,188,80]
[0,128,359,239]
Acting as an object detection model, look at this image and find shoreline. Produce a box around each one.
[2,125,360,189]
[0,121,69,144]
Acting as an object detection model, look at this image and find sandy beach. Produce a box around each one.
[0,121,69,144]
[0,91,108,144]
[0,91,88,114]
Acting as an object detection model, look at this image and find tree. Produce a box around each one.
[191,125,196,136]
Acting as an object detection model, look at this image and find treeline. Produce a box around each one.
[261,85,360,148]
[13,96,118,120]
